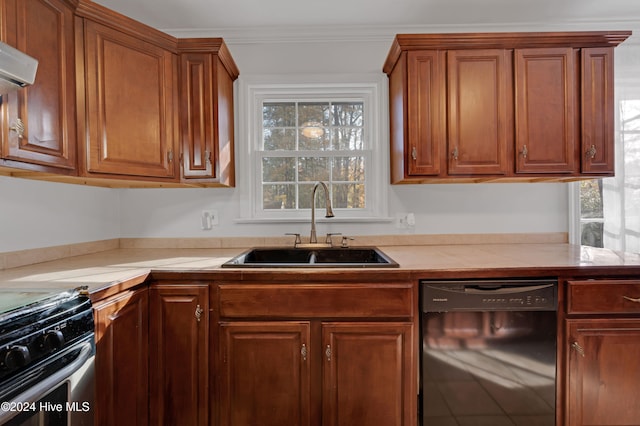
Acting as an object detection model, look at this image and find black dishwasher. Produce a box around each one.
[420,278,557,426]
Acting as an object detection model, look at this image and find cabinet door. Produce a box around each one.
[322,322,414,426]
[219,322,312,426]
[179,51,236,186]
[0,0,76,171]
[407,50,446,176]
[93,287,149,426]
[447,49,512,175]
[149,284,209,426]
[81,19,178,179]
[179,52,215,179]
[581,47,615,174]
[515,47,578,174]
[566,318,640,425]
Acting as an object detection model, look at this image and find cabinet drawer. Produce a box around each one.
[567,280,640,314]
[218,283,413,319]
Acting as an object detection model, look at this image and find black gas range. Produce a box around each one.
[0,287,95,425]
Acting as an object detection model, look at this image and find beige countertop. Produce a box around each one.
[0,243,639,297]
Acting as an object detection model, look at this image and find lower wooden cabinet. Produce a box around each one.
[219,320,414,426]
[566,319,640,425]
[93,283,209,426]
[322,322,414,426]
[564,279,640,425]
[219,322,311,426]
[93,287,149,426]
[150,284,209,426]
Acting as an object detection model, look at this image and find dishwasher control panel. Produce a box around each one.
[422,278,558,312]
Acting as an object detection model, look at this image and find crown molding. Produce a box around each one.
[164,20,640,45]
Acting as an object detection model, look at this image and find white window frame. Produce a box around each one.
[237,74,389,223]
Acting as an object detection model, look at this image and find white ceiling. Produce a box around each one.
[93,0,640,41]
[93,0,640,30]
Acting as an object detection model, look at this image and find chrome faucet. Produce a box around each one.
[299,181,334,247]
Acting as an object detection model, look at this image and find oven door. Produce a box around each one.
[0,336,95,426]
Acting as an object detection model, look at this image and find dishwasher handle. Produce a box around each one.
[463,283,555,294]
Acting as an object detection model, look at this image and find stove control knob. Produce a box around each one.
[4,345,31,370]
[40,330,65,352]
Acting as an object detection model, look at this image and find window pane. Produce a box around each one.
[332,157,364,182]
[331,128,363,150]
[263,102,296,127]
[581,222,603,247]
[298,102,330,127]
[264,128,296,151]
[263,157,295,182]
[298,157,329,182]
[580,180,603,219]
[332,102,363,126]
[263,184,296,209]
[299,131,330,151]
[299,183,328,209]
[333,183,365,209]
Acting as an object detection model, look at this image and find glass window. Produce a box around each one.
[240,80,386,221]
[260,100,366,211]
[578,99,640,252]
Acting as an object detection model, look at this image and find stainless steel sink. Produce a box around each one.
[221,246,399,268]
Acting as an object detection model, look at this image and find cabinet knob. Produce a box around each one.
[451,147,459,161]
[411,146,417,161]
[9,118,25,139]
[195,304,204,322]
[585,145,597,159]
[325,344,332,362]
[519,145,528,159]
[571,341,585,357]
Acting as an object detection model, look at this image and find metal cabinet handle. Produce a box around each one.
[451,147,459,161]
[623,296,640,303]
[571,341,585,357]
[519,144,528,159]
[586,144,597,159]
[411,146,417,160]
[168,149,174,163]
[195,304,204,322]
[9,118,25,139]
[301,344,307,361]
[325,345,332,362]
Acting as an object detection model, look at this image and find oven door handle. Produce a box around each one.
[0,340,94,424]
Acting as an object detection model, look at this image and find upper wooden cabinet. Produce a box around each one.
[384,31,631,183]
[0,0,77,173]
[2,0,238,187]
[178,39,239,186]
[75,2,179,181]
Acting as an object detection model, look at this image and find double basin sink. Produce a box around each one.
[221,246,399,268]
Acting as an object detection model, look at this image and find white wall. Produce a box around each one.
[0,176,119,252]
[119,35,568,239]
[12,24,640,251]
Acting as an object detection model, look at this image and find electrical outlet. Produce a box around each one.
[395,212,415,229]
[201,210,219,230]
